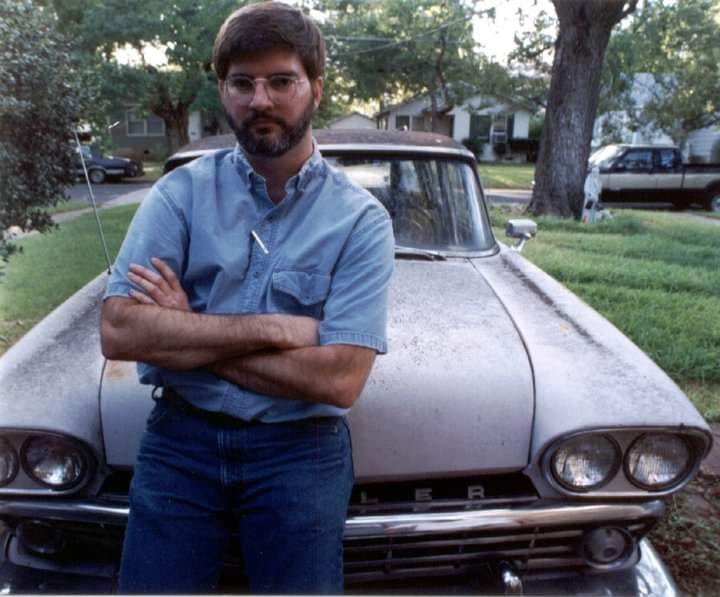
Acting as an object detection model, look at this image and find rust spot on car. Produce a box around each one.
[103,360,136,380]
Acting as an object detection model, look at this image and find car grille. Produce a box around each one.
[95,471,656,584]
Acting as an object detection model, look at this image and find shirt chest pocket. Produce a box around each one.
[271,270,332,319]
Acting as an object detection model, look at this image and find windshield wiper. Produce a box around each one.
[394,246,447,261]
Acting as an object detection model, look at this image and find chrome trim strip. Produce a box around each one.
[319,144,476,160]
[0,498,664,536]
[169,144,477,163]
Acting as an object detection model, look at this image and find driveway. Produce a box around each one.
[485,189,718,222]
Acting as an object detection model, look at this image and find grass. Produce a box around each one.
[650,483,720,596]
[491,205,720,422]
[0,204,139,355]
[477,162,535,189]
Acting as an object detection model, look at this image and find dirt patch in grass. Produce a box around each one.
[651,473,720,595]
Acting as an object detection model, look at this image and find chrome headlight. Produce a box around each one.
[551,434,620,491]
[0,438,19,487]
[22,436,86,490]
[625,433,691,490]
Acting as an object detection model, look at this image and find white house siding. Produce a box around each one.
[512,111,530,139]
[687,126,720,162]
[188,111,203,142]
[328,113,376,130]
[450,95,531,161]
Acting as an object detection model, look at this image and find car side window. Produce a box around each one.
[656,149,677,171]
[620,150,653,171]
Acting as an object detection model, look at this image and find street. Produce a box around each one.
[66,180,152,205]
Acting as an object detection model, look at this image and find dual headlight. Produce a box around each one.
[550,432,693,492]
[0,435,87,490]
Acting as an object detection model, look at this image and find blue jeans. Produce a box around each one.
[118,397,354,594]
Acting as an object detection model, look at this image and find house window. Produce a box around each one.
[396,115,410,131]
[491,113,507,144]
[126,111,165,137]
[469,115,491,141]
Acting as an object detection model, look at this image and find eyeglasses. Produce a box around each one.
[223,75,310,104]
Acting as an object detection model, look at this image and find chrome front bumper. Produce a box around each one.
[0,498,677,595]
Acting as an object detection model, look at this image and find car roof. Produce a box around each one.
[165,129,475,173]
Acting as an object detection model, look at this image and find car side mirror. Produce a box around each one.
[613,162,626,172]
[506,219,537,253]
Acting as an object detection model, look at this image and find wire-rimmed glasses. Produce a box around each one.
[223,75,310,105]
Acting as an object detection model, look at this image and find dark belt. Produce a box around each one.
[157,387,342,429]
[158,387,254,428]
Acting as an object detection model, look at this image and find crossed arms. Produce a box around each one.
[100,258,375,408]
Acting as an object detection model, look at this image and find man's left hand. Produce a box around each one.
[127,257,191,311]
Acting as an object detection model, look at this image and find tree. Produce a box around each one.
[321,0,486,130]
[0,0,82,264]
[528,0,638,218]
[600,0,720,147]
[51,0,239,154]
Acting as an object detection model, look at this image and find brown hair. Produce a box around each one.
[213,1,326,80]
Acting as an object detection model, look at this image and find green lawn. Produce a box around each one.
[477,163,535,189]
[491,205,720,421]
[0,204,139,353]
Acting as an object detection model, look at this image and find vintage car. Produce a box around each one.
[0,130,712,594]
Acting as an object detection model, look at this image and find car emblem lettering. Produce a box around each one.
[415,488,432,501]
[468,484,485,499]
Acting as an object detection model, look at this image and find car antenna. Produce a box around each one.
[73,130,113,274]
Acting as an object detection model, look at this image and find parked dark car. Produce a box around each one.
[0,130,711,594]
[76,144,144,184]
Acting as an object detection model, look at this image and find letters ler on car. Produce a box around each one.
[0,130,711,594]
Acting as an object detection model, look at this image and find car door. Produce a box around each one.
[652,148,683,203]
[604,148,655,202]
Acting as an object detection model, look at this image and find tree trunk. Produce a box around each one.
[163,107,190,155]
[529,0,637,218]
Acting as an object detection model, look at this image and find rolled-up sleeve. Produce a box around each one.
[319,206,395,354]
[104,182,189,301]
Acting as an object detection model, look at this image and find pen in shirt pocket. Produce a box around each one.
[251,229,269,255]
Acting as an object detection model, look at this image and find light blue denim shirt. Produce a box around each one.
[104,143,394,422]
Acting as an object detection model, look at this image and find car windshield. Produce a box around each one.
[326,156,494,253]
[588,145,623,168]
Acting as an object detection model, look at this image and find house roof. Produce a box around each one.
[327,111,375,127]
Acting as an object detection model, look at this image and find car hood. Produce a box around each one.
[100,259,535,481]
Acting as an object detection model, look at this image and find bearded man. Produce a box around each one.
[100,2,394,593]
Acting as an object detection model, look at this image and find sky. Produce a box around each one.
[472,0,552,63]
[115,0,555,68]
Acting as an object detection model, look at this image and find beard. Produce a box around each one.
[224,95,315,158]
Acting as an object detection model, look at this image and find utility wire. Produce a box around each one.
[328,6,496,58]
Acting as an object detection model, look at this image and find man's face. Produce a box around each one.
[220,49,322,157]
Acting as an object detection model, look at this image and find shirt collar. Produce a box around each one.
[232,139,323,191]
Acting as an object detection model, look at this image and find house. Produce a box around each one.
[327,112,376,130]
[375,94,534,162]
[109,109,230,161]
[593,73,720,162]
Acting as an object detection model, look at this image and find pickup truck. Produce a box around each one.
[589,144,720,211]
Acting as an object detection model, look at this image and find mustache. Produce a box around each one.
[242,111,287,128]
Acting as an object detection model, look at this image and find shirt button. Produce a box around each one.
[267,216,274,222]
[253,271,260,279]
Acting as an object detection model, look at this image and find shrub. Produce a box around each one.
[0,0,82,265]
